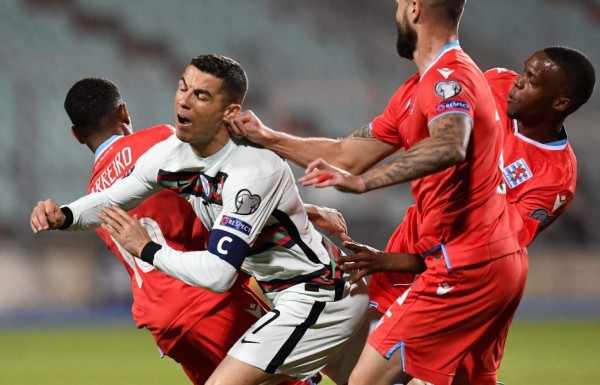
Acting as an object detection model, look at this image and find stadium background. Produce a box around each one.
[1,0,599,383]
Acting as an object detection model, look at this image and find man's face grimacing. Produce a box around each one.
[174,65,239,157]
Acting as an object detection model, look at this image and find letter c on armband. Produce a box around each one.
[217,236,233,255]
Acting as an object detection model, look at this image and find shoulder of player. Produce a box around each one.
[227,142,287,176]
[484,67,519,83]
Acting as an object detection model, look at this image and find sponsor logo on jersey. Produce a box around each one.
[552,193,568,212]
[435,100,470,113]
[220,215,252,236]
[434,80,462,99]
[502,158,533,189]
[437,68,455,79]
[235,189,261,215]
[436,283,454,296]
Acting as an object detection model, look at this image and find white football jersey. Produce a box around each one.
[66,135,343,301]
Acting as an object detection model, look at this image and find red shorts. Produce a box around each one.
[368,248,528,385]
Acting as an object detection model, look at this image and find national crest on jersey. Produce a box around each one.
[503,158,533,189]
[157,170,228,204]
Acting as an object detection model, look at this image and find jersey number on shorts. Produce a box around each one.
[251,309,281,335]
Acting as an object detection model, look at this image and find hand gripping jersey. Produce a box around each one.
[370,41,528,270]
[67,135,344,303]
[87,125,261,356]
[485,68,577,238]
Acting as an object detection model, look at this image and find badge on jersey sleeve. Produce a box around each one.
[503,158,533,188]
[434,80,462,99]
[234,189,261,215]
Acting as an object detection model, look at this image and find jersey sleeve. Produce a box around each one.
[485,68,519,134]
[151,246,238,293]
[66,142,166,230]
[371,87,406,146]
[511,187,574,237]
[208,152,288,269]
[417,64,476,127]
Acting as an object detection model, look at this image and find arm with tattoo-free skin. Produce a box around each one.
[228,110,397,175]
[304,203,348,236]
[299,113,472,193]
[336,234,425,284]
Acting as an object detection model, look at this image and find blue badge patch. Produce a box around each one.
[435,100,470,112]
[220,215,252,236]
[503,158,533,188]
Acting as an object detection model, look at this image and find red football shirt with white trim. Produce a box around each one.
[371,43,527,269]
[89,125,254,354]
[485,68,577,237]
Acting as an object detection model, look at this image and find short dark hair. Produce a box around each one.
[544,46,596,113]
[190,54,248,105]
[426,0,466,27]
[64,77,123,137]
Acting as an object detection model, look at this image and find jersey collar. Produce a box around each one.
[421,40,461,78]
[512,119,569,150]
[95,135,124,160]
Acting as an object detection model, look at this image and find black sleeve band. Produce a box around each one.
[140,242,162,265]
[58,206,74,230]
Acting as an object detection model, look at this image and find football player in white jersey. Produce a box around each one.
[30,55,369,385]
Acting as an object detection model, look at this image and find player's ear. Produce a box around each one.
[118,103,133,136]
[411,0,421,23]
[223,103,241,120]
[118,103,132,125]
[71,126,85,144]
[553,96,571,113]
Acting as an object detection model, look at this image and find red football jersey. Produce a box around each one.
[369,65,577,313]
[89,125,247,354]
[485,68,577,237]
[371,42,526,269]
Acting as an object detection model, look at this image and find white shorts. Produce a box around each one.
[227,279,369,382]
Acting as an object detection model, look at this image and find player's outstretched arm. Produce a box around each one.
[336,234,425,283]
[30,199,66,233]
[304,203,347,236]
[228,110,397,174]
[99,206,239,293]
[300,113,471,193]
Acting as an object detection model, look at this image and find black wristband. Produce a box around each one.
[140,242,162,265]
[58,206,74,230]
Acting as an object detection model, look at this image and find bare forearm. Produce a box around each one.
[385,252,426,273]
[269,131,342,169]
[269,125,395,174]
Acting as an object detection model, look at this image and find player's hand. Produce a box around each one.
[30,199,66,233]
[305,204,348,236]
[227,110,275,147]
[98,206,151,257]
[298,159,366,193]
[336,233,387,283]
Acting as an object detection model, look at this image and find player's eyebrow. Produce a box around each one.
[179,77,213,99]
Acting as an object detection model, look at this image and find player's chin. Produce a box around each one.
[175,128,193,143]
